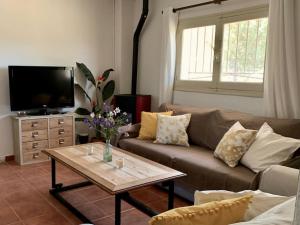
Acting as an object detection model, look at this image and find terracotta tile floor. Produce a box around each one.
[0,161,191,225]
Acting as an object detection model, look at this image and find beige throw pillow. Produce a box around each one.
[214,122,257,167]
[154,114,191,147]
[241,123,300,173]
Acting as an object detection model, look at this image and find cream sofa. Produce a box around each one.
[226,165,298,225]
[258,165,299,196]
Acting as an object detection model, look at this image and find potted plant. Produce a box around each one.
[75,62,115,139]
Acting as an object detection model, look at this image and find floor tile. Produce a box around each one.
[0,180,32,198]
[22,211,72,225]
[76,202,106,220]
[130,188,164,204]
[61,190,88,206]
[121,209,150,225]
[0,199,20,225]
[5,190,54,220]
[147,198,169,213]
[75,185,111,202]
[94,197,133,216]
[93,217,114,225]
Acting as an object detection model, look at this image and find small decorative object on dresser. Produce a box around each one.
[12,114,75,165]
[83,103,129,162]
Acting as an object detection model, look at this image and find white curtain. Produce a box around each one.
[264,0,300,119]
[158,7,178,106]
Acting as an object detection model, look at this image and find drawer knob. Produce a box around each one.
[59,139,65,145]
[33,153,39,159]
[31,122,39,127]
[58,119,64,125]
[32,132,39,138]
[32,143,39,149]
[58,129,65,135]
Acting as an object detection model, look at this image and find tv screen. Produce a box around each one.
[9,66,74,111]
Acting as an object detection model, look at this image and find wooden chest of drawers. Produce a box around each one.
[12,114,75,165]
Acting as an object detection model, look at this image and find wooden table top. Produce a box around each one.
[43,143,185,194]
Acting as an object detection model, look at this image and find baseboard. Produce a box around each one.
[5,155,15,162]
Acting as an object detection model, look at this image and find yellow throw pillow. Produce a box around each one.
[149,195,253,225]
[138,111,173,140]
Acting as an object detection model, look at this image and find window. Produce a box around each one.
[175,7,269,96]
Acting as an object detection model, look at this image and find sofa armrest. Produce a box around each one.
[112,123,141,146]
[259,165,299,196]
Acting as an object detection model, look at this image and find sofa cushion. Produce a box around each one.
[160,104,218,149]
[208,109,300,150]
[119,138,183,166]
[161,104,300,150]
[119,138,258,192]
[172,147,258,192]
[231,197,295,225]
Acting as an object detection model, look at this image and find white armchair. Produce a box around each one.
[259,165,299,197]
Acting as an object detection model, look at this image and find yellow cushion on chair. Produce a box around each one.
[138,111,173,140]
[149,195,253,225]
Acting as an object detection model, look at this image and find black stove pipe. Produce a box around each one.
[131,0,149,95]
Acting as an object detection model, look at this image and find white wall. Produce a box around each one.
[296,0,300,80]
[131,0,269,113]
[114,0,135,94]
[0,0,114,158]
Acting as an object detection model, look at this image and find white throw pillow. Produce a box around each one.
[214,122,257,167]
[194,190,290,221]
[154,114,191,147]
[241,123,300,173]
[230,197,295,225]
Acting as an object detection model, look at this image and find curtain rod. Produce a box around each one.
[173,0,229,13]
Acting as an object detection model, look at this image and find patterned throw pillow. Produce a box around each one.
[149,195,253,225]
[214,122,257,167]
[154,114,191,147]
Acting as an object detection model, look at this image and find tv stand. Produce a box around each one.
[12,114,75,165]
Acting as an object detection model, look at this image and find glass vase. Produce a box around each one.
[103,139,112,162]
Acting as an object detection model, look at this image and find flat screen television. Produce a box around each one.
[9,66,74,111]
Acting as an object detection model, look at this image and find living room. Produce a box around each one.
[0,0,300,225]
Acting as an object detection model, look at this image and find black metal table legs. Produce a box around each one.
[49,159,93,224]
[168,180,175,210]
[49,158,176,225]
[114,180,175,225]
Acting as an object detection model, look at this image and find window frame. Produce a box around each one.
[174,6,269,97]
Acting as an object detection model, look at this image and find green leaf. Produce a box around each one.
[75,117,87,122]
[94,105,101,114]
[76,62,96,86]
[102,80,115,101]
[74,83,92,102]
[102,68,114,82]
[75,107,91,115]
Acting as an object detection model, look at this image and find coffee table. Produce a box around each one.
[42,143,186,225]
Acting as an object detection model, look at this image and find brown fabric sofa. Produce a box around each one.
[118,104,300,201]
